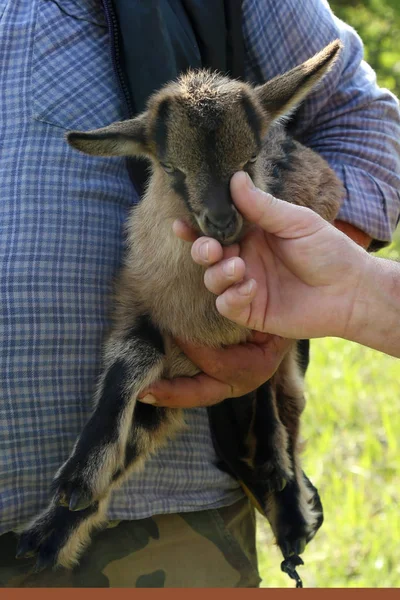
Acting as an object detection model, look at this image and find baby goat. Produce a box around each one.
[17,41,344,582]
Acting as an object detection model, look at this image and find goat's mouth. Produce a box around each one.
[195,210,244,245]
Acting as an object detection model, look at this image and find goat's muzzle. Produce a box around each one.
[197,208,243,245]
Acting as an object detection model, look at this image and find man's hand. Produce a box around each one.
[189,171,370,341]
[139,333,291,407]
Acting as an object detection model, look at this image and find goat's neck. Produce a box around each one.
[125,172,248,346]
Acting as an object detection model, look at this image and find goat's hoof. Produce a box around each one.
[17,503,100,572]
[33,552,56,574]
[16,523,57,570]
[56,485,94,512]
[280,536,307,558]
[255,461,291,493]
[16,533,39,560]
[53,472,95,512]
[68,488,93,512]
[16,549,37,560]
[52,452,110,511]
[269,475,287,493]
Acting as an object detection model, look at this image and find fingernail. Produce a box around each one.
[223,258,236,277]
[200,241,209,262]
[140,394,157,405]
[238,279,255,295]
[245,172,256,190]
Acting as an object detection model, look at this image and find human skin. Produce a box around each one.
[140,172,400,407]
[138,332,292,407]
[187,172,400,358]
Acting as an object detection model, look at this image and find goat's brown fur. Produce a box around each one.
[18,40,344,573]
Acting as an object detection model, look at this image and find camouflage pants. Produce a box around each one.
[0,497,261,587]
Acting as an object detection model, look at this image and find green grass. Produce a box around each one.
[256,235,400,587]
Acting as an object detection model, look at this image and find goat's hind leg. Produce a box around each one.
[267,344,323,563]
[16,404,183,570]
[17,402,184,570]
[53,313,167,512]
[16,313,186,569]
[251,381,293,491]
[208,385,293,494]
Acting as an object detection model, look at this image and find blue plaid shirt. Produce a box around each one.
[1,0,400,534]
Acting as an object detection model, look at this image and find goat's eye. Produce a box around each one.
[248,154,258,164]
[160,162,176,174]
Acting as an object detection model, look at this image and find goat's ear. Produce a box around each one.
[255,40,342,121]
[66,113,150,157]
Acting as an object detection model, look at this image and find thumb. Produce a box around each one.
[230,171,324,239]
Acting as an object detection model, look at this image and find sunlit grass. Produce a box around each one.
[256,236,400,587]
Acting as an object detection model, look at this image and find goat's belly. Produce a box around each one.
[152,306,250,350]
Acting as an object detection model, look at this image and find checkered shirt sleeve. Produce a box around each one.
[243,0,400,244]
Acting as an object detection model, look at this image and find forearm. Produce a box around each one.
[346,256,400,358]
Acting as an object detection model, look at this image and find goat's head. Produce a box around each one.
[67,40,341,244]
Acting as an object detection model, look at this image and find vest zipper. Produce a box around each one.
[102,0,134,118]
[102,0,144,199]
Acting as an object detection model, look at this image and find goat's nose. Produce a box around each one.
[205,211,234,229]
[199,207,243,244]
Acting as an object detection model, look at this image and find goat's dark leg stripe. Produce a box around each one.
[253,382,286,468]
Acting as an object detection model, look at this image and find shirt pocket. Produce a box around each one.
[31,0,129,131]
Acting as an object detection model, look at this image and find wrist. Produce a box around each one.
[344,254,400,357]
[339,248,374,344]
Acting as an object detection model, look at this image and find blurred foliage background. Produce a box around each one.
[256,0,400,588]
[332,0,400,97]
